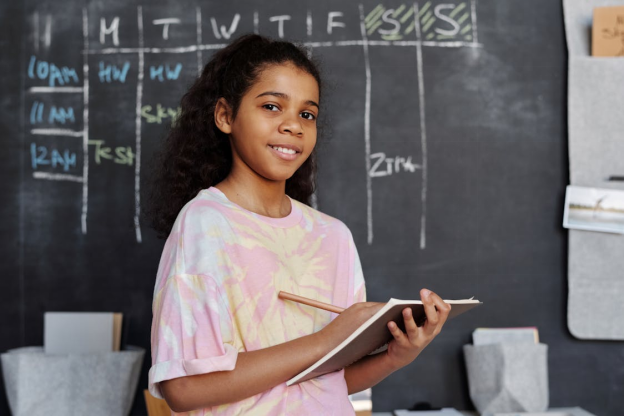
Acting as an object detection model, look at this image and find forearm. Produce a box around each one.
[344,352,399,394]
[167,332,327,412]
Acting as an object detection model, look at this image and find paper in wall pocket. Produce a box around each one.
[592,5,624,56]
[563,185,624,234]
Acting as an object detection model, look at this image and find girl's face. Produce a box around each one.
[216,63,319,183]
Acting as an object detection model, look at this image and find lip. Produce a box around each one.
[267,144,301,161]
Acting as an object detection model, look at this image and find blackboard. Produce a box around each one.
[1,0,622,415]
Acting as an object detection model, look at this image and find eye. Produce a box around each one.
[300,111,316,121]
[263,104,279,112]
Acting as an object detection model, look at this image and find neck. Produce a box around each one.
[215,160,291,219]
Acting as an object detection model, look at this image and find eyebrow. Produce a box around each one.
[255,91,319,110]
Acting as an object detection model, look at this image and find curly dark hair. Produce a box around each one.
[143,34,324,239]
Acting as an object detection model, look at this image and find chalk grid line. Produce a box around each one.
[30,128,83,136]
[413,2,428,250]
[358,5,374,246]
[33,171,84,182]
[82,39,480,55]
[134,6,144,243]
[196,7,203,74]
[82,7,89,235]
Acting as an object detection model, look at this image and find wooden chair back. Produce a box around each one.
[144,389,172,416]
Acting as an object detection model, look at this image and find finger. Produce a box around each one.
[421,289,439,332]
[402,307,420,342]
[435,295,452,322]
[422,293,452,336]
[428,292,452,325]
[388,321,408,345]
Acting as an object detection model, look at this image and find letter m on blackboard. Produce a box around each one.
[100,17,120,46]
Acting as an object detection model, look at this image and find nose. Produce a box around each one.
[278,113,303,137]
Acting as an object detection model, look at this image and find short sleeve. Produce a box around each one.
[148,273,238,400]
[352,240,367,304]
[345,226,367,305]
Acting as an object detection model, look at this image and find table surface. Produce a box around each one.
[372,406,594,416]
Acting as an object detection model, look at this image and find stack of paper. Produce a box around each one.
[44,312,123,355]
[472,327,539,346]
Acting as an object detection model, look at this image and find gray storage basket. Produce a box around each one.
[463,343,549,415]
[1,345,145,416]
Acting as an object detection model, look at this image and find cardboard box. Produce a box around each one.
[592,6,624,56]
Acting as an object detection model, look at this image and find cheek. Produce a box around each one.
[307,135,317,156]
[231,109,270,139]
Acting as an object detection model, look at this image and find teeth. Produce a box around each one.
[271,145,296,155]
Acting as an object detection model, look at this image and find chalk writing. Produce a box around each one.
[327,12,346,34]
[88,140,135,166]
[149,63,182,81]
[30,102,76,125]
[27,55,79,87]
[33,12,51,53]
[31,143,77,172]
[365,2,472,41]
[370,152,421,177]
[420,2,472,41]
[141,104,181,125]
[100,17,120,45]
[153,18,180,40]
[49,106,76,124]
[366,4,416,40]
[211,14,240,40]
[269,15,291,38]
[29,101,44,124]
[98,61,131,83]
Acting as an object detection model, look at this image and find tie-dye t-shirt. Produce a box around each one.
[148,186,367,416]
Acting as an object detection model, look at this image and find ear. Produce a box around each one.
[214,98,233,134]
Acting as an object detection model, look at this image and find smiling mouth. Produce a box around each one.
[267,145,301,161]
[268,145,300,155]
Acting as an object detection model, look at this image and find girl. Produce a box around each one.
[146,33,451,416]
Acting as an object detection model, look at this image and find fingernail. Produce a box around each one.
[388,322,396,330]
[404,309,412,318]
[423,289,431,299]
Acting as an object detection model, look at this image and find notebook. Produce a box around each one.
[287,297,482,385]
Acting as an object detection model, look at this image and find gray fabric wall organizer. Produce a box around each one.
[563,0,624,340]
[463,343,549,415]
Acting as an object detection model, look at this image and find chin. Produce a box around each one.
[258,169,296,183]
[273,173,298,182]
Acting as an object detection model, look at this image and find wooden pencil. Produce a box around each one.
[278,291,345,314]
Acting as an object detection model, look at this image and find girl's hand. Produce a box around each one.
[316,302,385,353]
[385,288,451,370]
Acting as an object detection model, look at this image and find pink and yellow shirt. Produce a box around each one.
[148,186,367,415]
